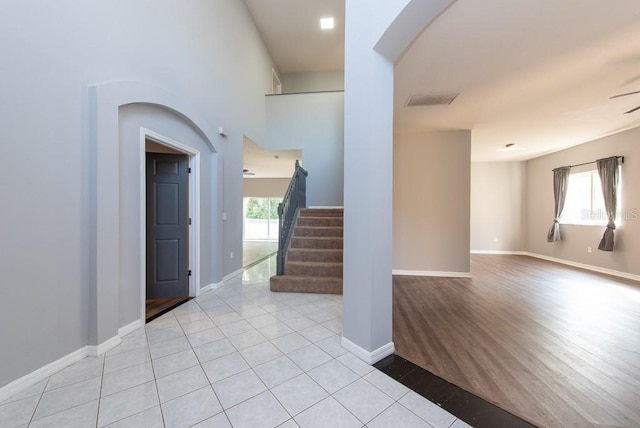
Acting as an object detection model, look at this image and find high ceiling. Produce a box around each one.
[244,0,640,162]
[243,137,301,179]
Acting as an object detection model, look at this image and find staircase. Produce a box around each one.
[270,208,343,294]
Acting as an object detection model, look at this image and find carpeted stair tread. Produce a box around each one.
[270,275,342,294]
[299,208,343,217]
[297,217,343,227]
[287,248,343,263]
[294,226,343,237]
[285,261,343,278]
[291,236,343,249]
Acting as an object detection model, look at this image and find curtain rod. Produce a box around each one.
[553,155,624,171]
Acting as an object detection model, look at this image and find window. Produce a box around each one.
[561,168,620,225]
[243,197,282,241]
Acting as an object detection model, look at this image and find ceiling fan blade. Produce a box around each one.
[610,90,640,99]
[624,105,640,114]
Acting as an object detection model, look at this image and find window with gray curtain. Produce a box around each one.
[596,156,620,251]
[547,166,571,242]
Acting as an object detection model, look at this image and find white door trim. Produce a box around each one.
[139,127,201,321]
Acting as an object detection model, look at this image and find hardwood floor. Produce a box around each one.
[393,255,640,428]
[146,297,190,322]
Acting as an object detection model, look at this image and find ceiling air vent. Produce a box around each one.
[405,92,458,107]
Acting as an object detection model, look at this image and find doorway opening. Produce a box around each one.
[141,129,201,322]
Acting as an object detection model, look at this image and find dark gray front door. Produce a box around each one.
[146,153,189,299]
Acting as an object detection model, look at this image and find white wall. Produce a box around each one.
[280,71,344,93]
[525,126,640,275]
[393,130,471,274]
[0,0,274,389]
[471,162,526,252]
[243,178,290,198]
[266,92,344,206]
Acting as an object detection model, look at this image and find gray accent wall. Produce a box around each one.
[0,0,275,389]
[471,162,526,252]
[280,71,345,93]
[525,126,640,275]
[393,131,471,273]
[265,92,344,207]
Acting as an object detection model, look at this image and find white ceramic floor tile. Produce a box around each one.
[191,411,232,428]
[187,327,225,348]
[101,361,155,397]
[333,378,394,424]
[148,335,191,360]
[367,402,431,428]
[102,405,164,428]
[175,311,210,325]
[156,365,209,403]
[272,308,301,322]
[161,386,222,428]
[277,419,301,428]
[283,316,317,332]
[104,347,150,375]
[287,345,332,371]
[218,319,255,337]
[336,353,374,376]
[33,376,101,421]
[363,370,410,400]
[193,338,237,364]
[0,394,40,427]
[29,399,98,428]
[254,356,304,388]
[239,341,283,367]
[152,348,199,379]
[399,391,457,428]
[226,391,290,428]
[145,326,185,346]
[228,329,268,350]
[46,356,105,390]
[201,352,250,383]
[0,379,47,404]
[98,381,159,427]
[210,311,245,326]
[180,318,217,335]
[305,309,335,324]
[270,374,329,416]
[307,360,359,394]
[298,325,335,343]
[294,397,362,428]
[256,322,294,340]
[315,336,347,358]
[247,313,279,328]
[106,333,147,357]
[271,333,312,354]
[212,369,267,409]
[321,318,343,334]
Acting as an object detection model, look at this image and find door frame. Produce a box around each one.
[139,127,201,319]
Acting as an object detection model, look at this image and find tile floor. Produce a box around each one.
[0,256,470,428]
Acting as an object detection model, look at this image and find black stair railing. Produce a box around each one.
[276,160,308,275]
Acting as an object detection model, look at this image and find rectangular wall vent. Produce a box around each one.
[405,92,458,107]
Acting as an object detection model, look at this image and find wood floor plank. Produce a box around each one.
[393,255,640,428]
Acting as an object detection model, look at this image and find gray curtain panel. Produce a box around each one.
[596,156,619,251]
[547,166,571,242]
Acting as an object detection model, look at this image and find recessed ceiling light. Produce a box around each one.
[320,17,334,30]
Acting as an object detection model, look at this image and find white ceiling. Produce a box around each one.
[245,0,640,162]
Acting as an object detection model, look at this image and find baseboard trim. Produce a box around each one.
[0,346,88,403]
[87,335,121,357]
[341,337,395,365]
[223,268,243,282]
[392,270,472,278]
[470,250,527,255]
[523,252,640,282]
[119,319,143,337]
